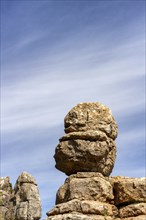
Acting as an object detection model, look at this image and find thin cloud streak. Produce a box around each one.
[1,1,145,219]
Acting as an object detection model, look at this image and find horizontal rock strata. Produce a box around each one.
[54,102,118,176]
[110,176,146,205]
[46,173,146,220]
[46,102,145,220]
[47,199,118,217]
[56,172,114,204]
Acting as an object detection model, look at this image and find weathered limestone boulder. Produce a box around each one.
[55,131,116,176]
[64,102,118,139]
[118,203,146,218]
[47,199,118,217]
[0,177,13,220]
[46,102,145,220]
[54,102,118,176]
[0,172,42,220]
[110,176,146,205]
[46,172,118,219]
[56,172,114,204]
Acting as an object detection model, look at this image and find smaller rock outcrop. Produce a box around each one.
[0,172,42,220]
[0,177,12,220]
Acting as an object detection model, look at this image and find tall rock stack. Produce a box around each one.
[55,102,118,176]
[0,172,42,220]
[46,102,146,220]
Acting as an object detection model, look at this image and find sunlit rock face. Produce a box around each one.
[54,102,118,176]
[46,102,146,220]
[0,172,42,220]
[0,177,12,220]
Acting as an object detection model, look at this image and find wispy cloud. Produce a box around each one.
[1,1,145,219]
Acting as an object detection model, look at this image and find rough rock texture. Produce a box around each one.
[46,213,115,220]
[110,176,146,205]
[46,174,146,220]
[0,177,13,220]
[0,172,42,220]
[47,199,118,217]
[54,102,118,176]
[56,172,114,204]
[64,102,118,139]
[46,102,146,220]
[118,203,146,218]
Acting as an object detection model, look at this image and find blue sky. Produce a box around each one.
[1,0,145,219]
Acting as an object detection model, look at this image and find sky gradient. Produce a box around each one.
[1,1,145,219]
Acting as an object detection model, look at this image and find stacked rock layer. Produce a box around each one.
[46,102,146,220]
[54,102,118,176]
[0,172,42,220]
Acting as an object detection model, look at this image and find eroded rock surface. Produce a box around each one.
[64,102,118,139]
[46,102,145,220]
[0,177,12,220]
[110,176,146,205]
[56,172,114,204]
[0,172,42,220]
[54,102,118,176]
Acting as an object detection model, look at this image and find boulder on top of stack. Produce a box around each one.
[54,102,118,176]
[46,102,146,220]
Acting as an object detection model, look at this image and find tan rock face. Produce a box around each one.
[119,203,146,218]
[64,102,118,140]
[45,102,145,220]
[110,177,146,205]
[47,199,118,217]
[54,102,118,176]
[46,213,114,220]
[0,177,12,220]
[55,133,116,176]
[0,172,42,220]
[56,172,114,204]
[116,216,146,220]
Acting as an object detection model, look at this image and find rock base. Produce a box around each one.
[46,173,146,220]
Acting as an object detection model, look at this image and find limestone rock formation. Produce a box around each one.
[56,172,114,204]
[54,102,118,176]
[46,173,146,220]
[0,177,12,220]
[64,102,118,139]
[0,172,42,220]
[46,102,146,220]
[110,176,146,205]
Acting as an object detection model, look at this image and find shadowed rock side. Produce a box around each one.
[0,172,42,220]
[46,102,146,220]
[54,102,118,176]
